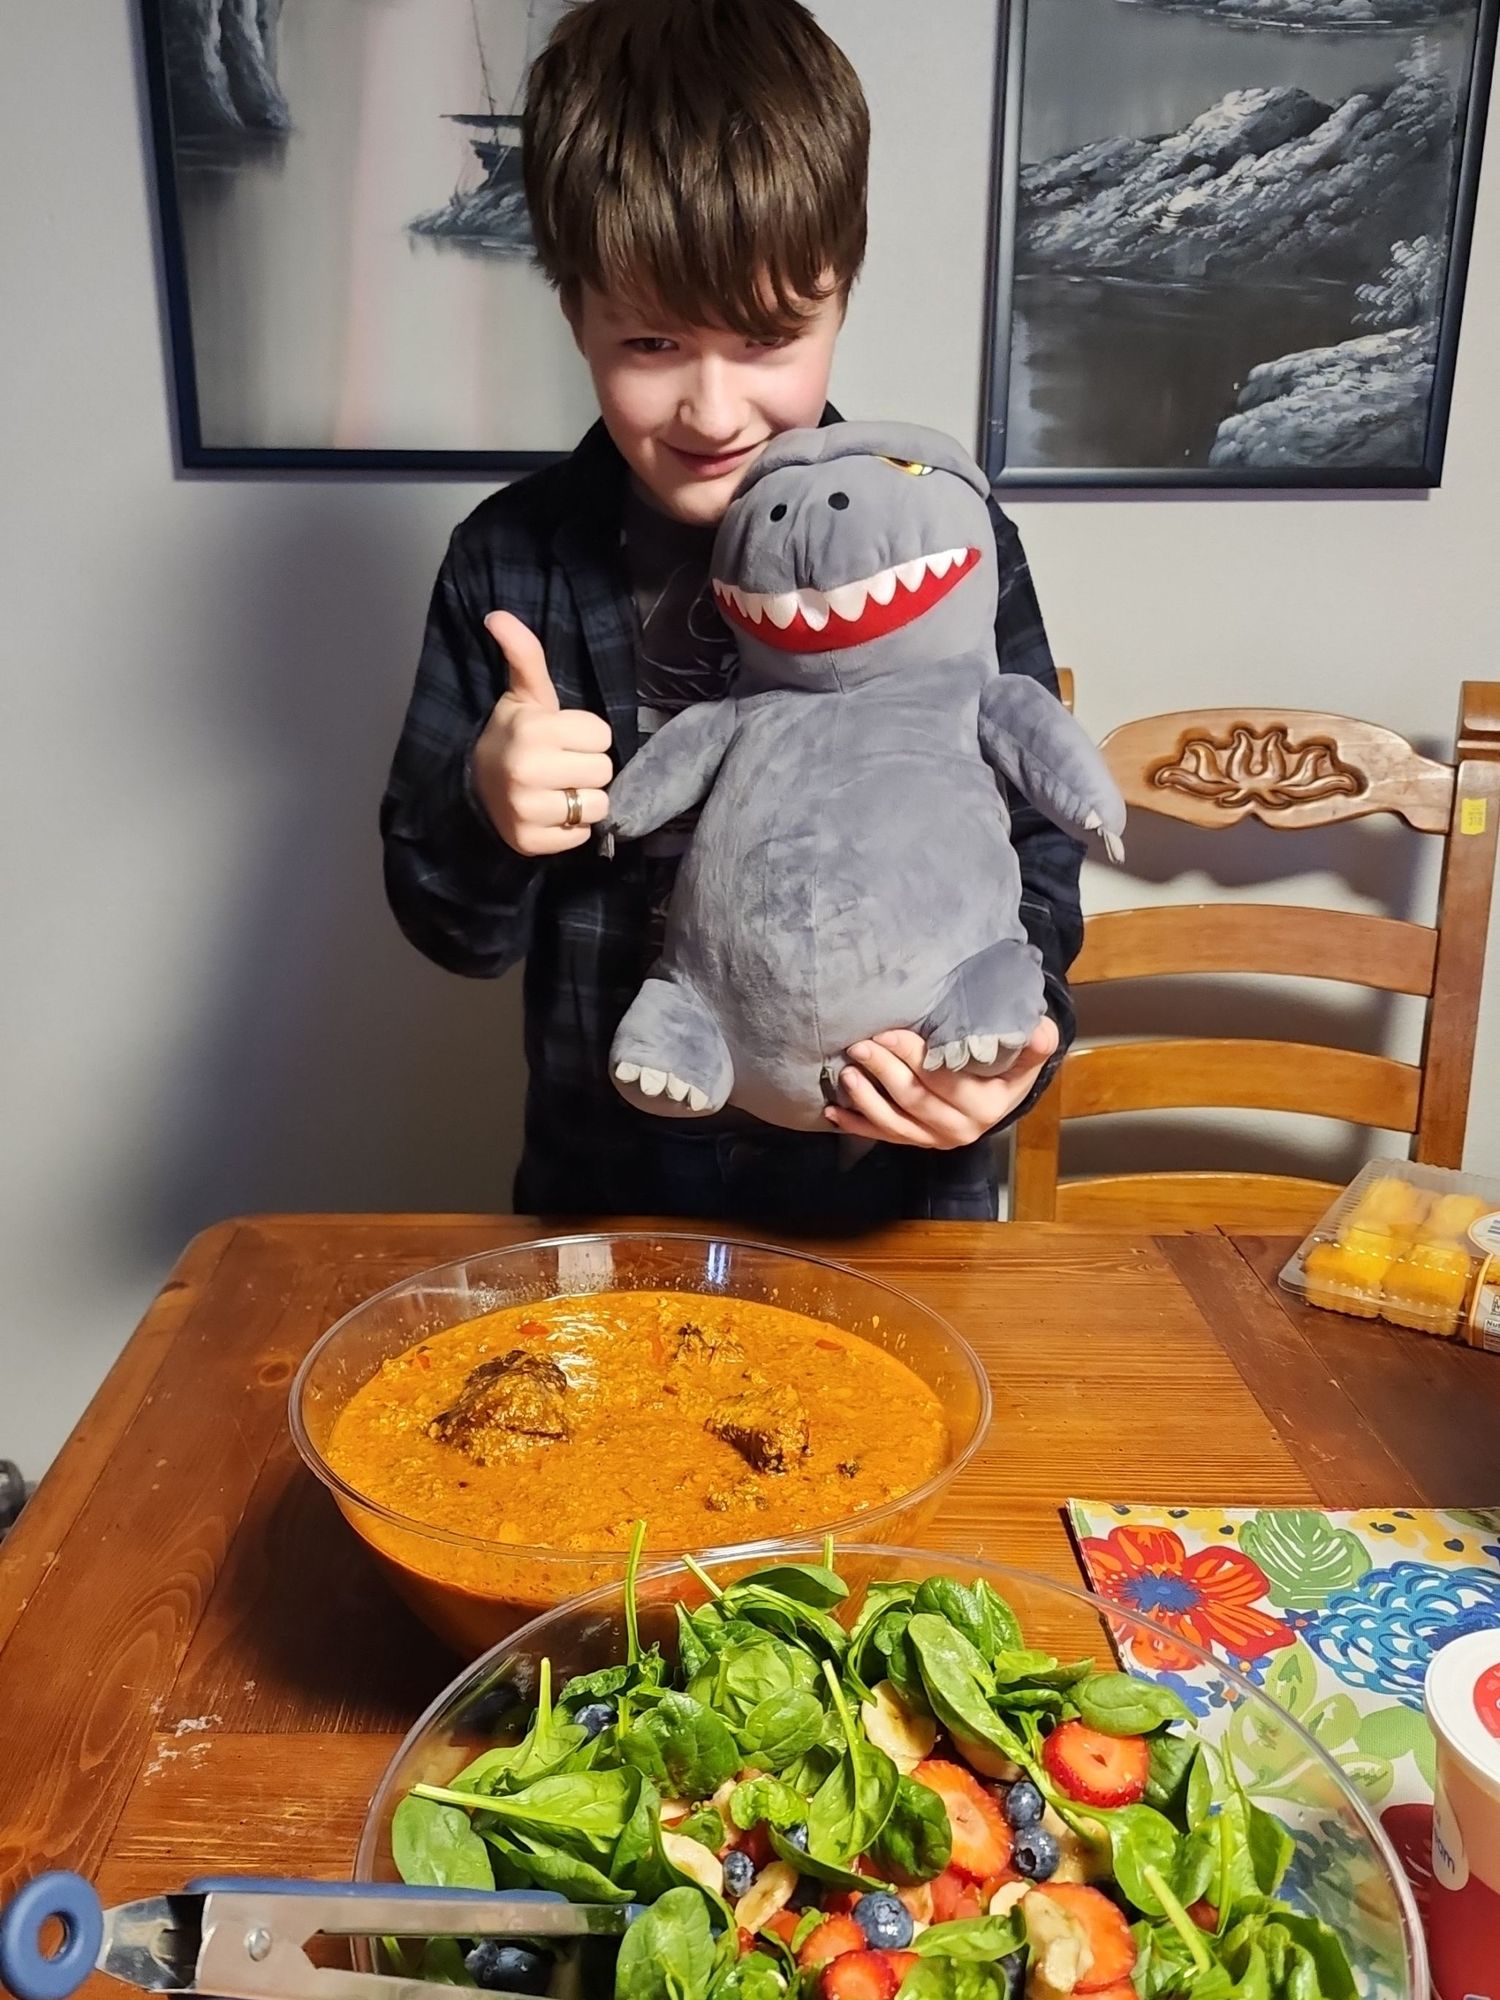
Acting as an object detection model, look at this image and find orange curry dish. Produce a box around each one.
[325,1290,951,1551]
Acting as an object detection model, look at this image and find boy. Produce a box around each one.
[380,0,1082,1226]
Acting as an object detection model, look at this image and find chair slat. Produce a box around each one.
[1053,1172,1340,1233]
[1074,905,1436,995]
[1059,1039,1422,1130]
[1101,709,1454,833]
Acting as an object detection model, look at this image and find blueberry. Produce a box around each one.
[1003,1780,1044,1829]
[465,1941,551,1994]
[997,1951,1024,2000]
[1011,1823,1061,1881]
[574,1700,617,1739]
[853,1893,914,1951]
[785,1823,810,1852]
[722,1848,756,1898]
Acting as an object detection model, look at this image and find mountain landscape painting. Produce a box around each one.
[984,0,1497,486]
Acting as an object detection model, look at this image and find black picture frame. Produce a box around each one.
[981,0,1498,489]
[137,0,566,476]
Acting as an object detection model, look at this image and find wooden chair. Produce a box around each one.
[1011,678,1500,1230]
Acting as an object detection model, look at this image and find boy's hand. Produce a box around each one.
[472,611,614,855]
[825,1018,1060,1151]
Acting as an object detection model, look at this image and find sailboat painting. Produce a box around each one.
[139,0,595,469]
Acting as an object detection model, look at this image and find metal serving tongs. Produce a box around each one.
[0,1873,645,2000]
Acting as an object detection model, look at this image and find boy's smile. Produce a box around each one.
[567,283,845,526]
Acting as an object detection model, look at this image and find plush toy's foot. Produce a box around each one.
[611,977,734,1119]
[920,939,1047,1078]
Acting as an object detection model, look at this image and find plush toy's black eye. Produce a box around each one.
[769,503,787,521]
[828,492,850,510]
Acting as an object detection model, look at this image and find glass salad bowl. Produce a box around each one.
[290,1235,990,1656]
[354,1544,1427,1999]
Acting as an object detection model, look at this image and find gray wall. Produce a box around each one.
[3,0,1497,1473]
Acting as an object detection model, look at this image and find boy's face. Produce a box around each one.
[567,284,844,526]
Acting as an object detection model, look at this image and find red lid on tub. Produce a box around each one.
[1426,1629,1500,1778]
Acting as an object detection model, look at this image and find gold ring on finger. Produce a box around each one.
[562,787,582,829]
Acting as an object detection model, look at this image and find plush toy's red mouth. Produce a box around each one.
[712,546,981,653]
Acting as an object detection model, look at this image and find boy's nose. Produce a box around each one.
[678,358,747,444]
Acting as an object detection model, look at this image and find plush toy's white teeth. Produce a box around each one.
[797,589,831,631]
[818,580,862,621]
[764,592,800,629]
[895,558,928,592]
[927,550,955,579]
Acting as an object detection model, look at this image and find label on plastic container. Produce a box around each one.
[1470,1256,1500,1355]
[1468,1211,1500,1255]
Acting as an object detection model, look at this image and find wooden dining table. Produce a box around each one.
[2,1212,1497,1989]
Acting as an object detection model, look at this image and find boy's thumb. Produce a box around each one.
[486,610,559,711]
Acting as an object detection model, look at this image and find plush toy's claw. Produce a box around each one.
[922,1031,1028,1076]
[613,1060,712,1113]
[1083,810,1125,865]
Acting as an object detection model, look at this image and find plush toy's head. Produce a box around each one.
[710,422,998,689]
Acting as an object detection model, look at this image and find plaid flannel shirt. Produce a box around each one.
[380,415,1083,1221]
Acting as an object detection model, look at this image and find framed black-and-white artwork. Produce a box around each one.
[982,0,1497,487]
[138,0,595,472]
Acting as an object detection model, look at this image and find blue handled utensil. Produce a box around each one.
[0,1874,645,2000]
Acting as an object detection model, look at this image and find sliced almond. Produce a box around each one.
[734,1858,799,1933]
[659,1797,694,1827]
[949,1726,1021,1781]
[987,1880,1030,1919]
[1042,1805,1111,1886]
[711,1777,740,1816]
[662,1830,725,1897]
[897,1882,934,1927]
[1023,1892,1094,2000]
[861,1681,937,1774]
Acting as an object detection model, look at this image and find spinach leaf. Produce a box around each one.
[911,1578,1021,1661]
[620,1692,741,1798]
[729,1775,806,1832]
[731,1562,848,1611]
[689,1636,818,1729]
[780,1743,839,1799]
[738,1689,826,1772]
[1145,1731,1200,1824]
[678,1806,727,1853]
[614,1885,717,2000]
[804,1666,900,1864]
[905,1616,1029,1772]
[1075,1671,1195,1737]
[720,1583,850,1659]
[494,1830,636,1903]
[418,1769,637,1858]
[896,1956,1021,2000]
[709,1953,787,2000]
[850,1581,917,1650]
[417,1937,475,1986]
[677,1603,714,1682]
[909,1914,1025,1960]
[561,1662,636,1708]
[390,1794,493,1889]
[1081,1802,1184,1917]
[1260,1913,1356,1999]
[868,1774,952,1885]
[766,1824,880,1893]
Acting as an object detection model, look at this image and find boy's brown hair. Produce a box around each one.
[522,0,869,342]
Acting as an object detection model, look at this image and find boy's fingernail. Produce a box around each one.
[849,1042,872,1060]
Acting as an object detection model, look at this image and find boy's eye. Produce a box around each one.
[624,337,677,354]
[881,457,934,476]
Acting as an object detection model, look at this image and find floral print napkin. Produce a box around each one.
[1067,1502,1500,1921]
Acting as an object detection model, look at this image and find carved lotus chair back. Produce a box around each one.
[1010,683,1500,1230]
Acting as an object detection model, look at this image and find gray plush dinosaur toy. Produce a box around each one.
[600,421,1126,1132]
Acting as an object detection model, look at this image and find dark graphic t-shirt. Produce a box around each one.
[622,484,739,953]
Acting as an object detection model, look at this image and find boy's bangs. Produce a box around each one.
[592,213,840,344]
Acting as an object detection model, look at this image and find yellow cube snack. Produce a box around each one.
[1380,1240,1471,1337]
[1419,1193,1492,1246]
[1342,1175,1429,1238]
[1303,1242,1382,1317]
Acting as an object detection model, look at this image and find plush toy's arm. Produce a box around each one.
[977,675,1126,861]
[599,698,739,854]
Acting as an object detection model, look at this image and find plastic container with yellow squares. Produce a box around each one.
[1279,1158,1500,1347]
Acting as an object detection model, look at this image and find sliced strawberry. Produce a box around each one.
[883,1951,920,1991]
[763,1910,801,1946]
[1042,1721,1150,1808]
[1187,1899,1219,1932]
[929,1866,985,1923]
[743,1823,776,1868]
[821,1949,899,2000]
[1081,1988,1138,2000]
[1030,1884,1136,1992]
[798,1916,867,1972]
[736,1929,756,1958]
[979,1867,1020,1905]
[911,1759,1014,1881]
[823,1889,862,1916]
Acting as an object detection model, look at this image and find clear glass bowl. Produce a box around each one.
[354,1544,1427,2000]
[289,1235,990,1656]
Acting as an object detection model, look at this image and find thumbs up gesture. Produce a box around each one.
[471,611,615,856]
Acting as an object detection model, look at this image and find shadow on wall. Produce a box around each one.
[1063,799,1439,1185]
[125,483,525,1271]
